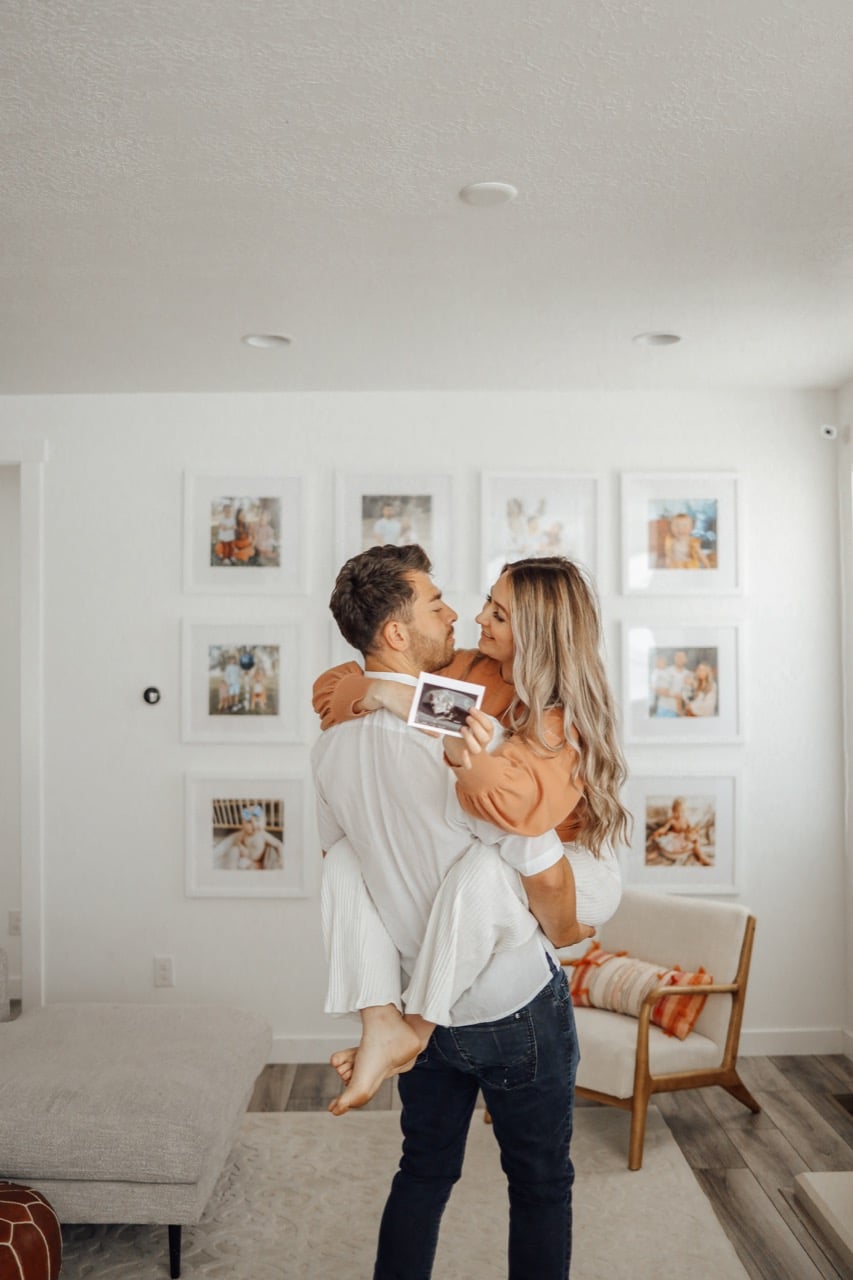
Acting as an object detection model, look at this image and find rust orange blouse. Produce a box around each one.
[312,653,584,843]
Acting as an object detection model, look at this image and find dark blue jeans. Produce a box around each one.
[373,961,579,1280]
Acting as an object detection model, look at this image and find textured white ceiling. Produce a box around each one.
[2,0,853,392]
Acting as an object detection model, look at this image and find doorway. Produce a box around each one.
[0,439,47,1010]
[0,465,21,1008]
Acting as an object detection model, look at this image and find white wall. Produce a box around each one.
[836,379,853,1060]
[0,389,846,1059]
[0,466,21,995]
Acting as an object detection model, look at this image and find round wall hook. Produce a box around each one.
[143,687,162,705]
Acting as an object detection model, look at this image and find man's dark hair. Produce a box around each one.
[330,544,432,656]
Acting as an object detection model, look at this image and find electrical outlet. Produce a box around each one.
[153,955,175,988]
[8,909,21,937]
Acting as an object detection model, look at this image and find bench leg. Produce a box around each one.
[168,1224,182,1278]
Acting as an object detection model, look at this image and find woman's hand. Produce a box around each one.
[442,707,495,770]
[556,921,596,948]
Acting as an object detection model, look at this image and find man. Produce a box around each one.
[311,543,581,1280]
[653,648,691,717]
[372,498,403,546]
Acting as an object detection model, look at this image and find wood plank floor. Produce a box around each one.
[248,1054,853,1280]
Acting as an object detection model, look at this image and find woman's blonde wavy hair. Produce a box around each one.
[499,556,630,858]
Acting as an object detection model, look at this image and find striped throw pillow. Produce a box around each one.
[568,943,712,1040]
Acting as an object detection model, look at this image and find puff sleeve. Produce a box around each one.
[311,662,371,731]
[451,710,583,838]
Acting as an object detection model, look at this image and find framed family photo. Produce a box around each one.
[621,472,743,595]
[181,620,305,743]
[185,772,309,898]
[480,472,599,592]
[335,472,455,586]
[183,471,306,594]
[622,622,743,743]
[622,773,739,895]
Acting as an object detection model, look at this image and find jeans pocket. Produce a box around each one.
[448,1009,537,1090]
[548,967,571,1008]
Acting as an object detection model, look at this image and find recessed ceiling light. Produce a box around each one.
[632,332,682,346]
[241,334,291,349]
[459,182,518,207]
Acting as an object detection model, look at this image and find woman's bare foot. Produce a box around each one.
[329,1010,436,1088]
[327,1005,423,1116]
[330,1042,419,1093]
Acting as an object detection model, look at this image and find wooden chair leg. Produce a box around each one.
[723,1078,761,1113]
[628,1087,652,1171]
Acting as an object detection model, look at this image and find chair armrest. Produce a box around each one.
[632,980,739,1079]
[636,982,738,1040]
[639,981,738,1007]
[560,964,740,1006]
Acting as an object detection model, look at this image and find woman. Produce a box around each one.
[315,555,630,1112]
[229,507,255,563]
[684,661,717,717]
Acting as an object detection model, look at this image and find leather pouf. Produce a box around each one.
[0,1183,61,1280]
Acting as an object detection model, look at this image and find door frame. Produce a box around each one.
[1,437,47,1009]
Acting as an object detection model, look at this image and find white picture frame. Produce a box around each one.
[181,619,304,743]
[622,772,739,895]
[335,472,455,586]
[622,622,743,744]
[621,471,743,595]
[185,772,309,898]
[480,471,599,592]
[183,471,306,595]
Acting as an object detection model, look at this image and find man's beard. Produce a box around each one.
[410,631,454,674]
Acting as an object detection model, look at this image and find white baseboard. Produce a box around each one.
[271,1028,361,1064]
[738,1027,846,1056]
[273,1026,850,1064]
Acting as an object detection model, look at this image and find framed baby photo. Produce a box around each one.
[622,622,743,744]
[335,472,455,587]
[621,472,743,595]
[183,471,306,595]
[185,772,309,898]
[480,472,599,593]
[181,620,305,743]
[622,773,739,895]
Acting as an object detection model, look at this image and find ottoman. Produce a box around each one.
[0,1182,61,1280]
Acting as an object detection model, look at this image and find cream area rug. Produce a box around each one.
[61,1107,748,1279]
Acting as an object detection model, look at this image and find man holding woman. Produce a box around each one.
[311,543,629,1280]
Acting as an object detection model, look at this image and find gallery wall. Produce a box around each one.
[0,387,847,1060]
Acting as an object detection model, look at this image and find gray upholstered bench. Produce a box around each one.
[0,1002,271,1277]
